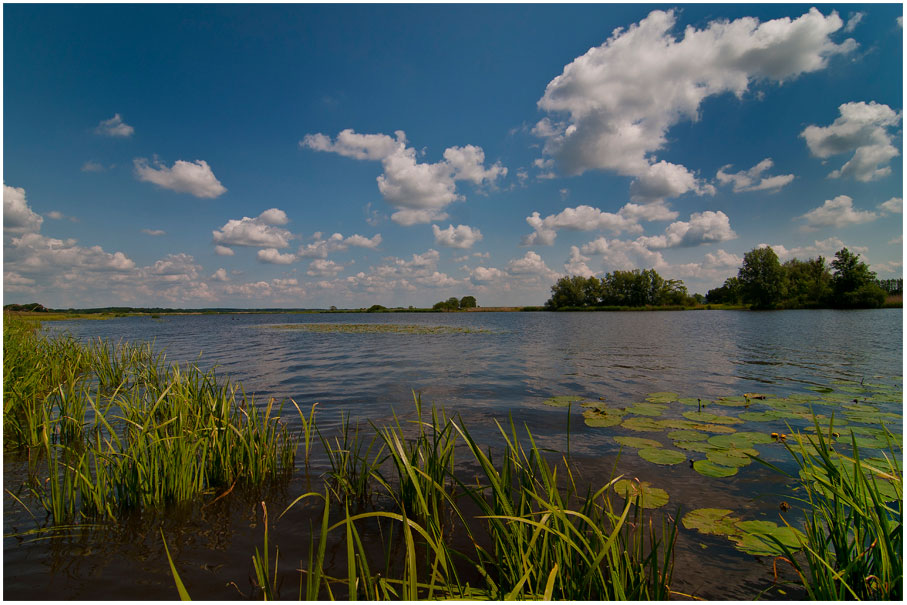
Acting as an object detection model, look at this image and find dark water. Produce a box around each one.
[4,310,902,600]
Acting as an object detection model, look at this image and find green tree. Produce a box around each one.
[459,295,477,309]
[706,277,742,304]
[738,246,786,309]
[783,257,831,307]
[830,248,885,308]
[545,276,589,309]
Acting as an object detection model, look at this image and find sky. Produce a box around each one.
[2,2,903,309]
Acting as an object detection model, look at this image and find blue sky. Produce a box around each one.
[3,3,903,308]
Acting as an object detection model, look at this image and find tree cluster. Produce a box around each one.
[706,246,889,309]
[545,269,691,310]
[432,296,477,311]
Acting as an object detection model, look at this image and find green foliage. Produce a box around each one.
[366,304,387,312]
[738,246,786,309]
[546,269,691,309]
[459,295,477,308]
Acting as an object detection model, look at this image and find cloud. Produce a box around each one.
[798,195,878,229]
[3,184,44,234]
[141,228,166,236]
[760,237,867,261]
[507,251,559,280]
[134,158,227,198]
[716,158,795,192]
[629,161,714,203]
[801,101,902,181]
[214,245,235,256]
[432,224,483,249]
[302,129,506,225]
[95,113,134,137]
[470,266,507,283]
[879,197,903,214]
[522,203,651,246]
[297,232,382,258]
[211,268,229,282]
[81,161,107,172]
[307,259,344,277]
[534,8,854,200]
[6,232,135,273]
[257,248,297,264]
[637,211,737,249]
[843,12,864,33]
[213,209,294,248]
[564,246,595,277]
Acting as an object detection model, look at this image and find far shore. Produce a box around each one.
[4,295,902,322]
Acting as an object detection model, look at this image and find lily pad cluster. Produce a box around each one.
[543,378,902,479]
[682,508,807,556]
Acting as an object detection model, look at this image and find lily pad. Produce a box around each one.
[708,432,772,449]
[674,440,721,453]
[614,436,662,449]
[677,397,705,406]
[626,402,668,417]
[638,447,687,465]
[689,423,738,434]
[706,449,755,468]
[682,411,742,425]
[682,508,741,536]
[738,411,780,422]
[693,460,738,478]
[715,396,750,406]
[621,417,664,432]
[667,429,709,441]
[544,395,586,408]
[612,479,669,509]
[645,392,678,404]
[732,523,806,556]
[582,409,624,428]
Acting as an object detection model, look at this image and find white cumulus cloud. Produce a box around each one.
[879,197,903,214]
[3,184,44,234]
[134,158,227,198]
[638,211,737,249]
[798,195,879,229]
[257,248,297,264]
[297,232,382,258]
[801,101,902,181]
[432,224,483,249]
[213,209,294,248]
[534,7,855,198]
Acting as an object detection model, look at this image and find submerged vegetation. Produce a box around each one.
[3,313,903,600]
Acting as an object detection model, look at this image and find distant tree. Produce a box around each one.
[545,275,589,309]
[366,304,387,313]
[459,295,477,309]
[706,277,742,305]
[877,278,903,294]
[738,246,786,309]
[783,257,831,307]
[830,248,885,308]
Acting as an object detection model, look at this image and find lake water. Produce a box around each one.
[4,309,903,599]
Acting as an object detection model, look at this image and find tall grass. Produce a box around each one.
[3,313,298,521]
[758,421,902,600]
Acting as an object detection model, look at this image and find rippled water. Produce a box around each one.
[5,309,902,600]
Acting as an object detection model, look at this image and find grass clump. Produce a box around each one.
[3,313,297,521]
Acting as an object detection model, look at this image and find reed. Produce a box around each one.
[4,314,298,521]
[757,420,902,600]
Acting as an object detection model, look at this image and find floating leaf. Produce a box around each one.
[626,402,668,417]
[708,432,772,449]
[667,429,709,442]
[621,417,664,432]
[614,436,662,449]
[715,396,750,406]
[682,508,742,536]
[677,397,704,406]
[693,460,738,478]
[682,411,742,425]
[674,440,721,453]
[658,419,701,431]
[645,392,678,404]
[689,423,738,434]
[732,523,806,556]
[638,447,687,465]
[612,479,669,509]
[582,409,624,428]
[806,385,834,393]
[738,411,779,422]
[706,449,755,468]
[543,395,586,408]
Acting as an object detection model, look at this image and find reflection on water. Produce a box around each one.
[5,309,901,599]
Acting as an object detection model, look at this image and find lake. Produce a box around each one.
[4,309,902,599]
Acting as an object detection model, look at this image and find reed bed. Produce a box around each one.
[3,314,297,521]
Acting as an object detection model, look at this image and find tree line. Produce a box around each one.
[706,246,893,309]
[432,296,477,311]
[545,269,694,310]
